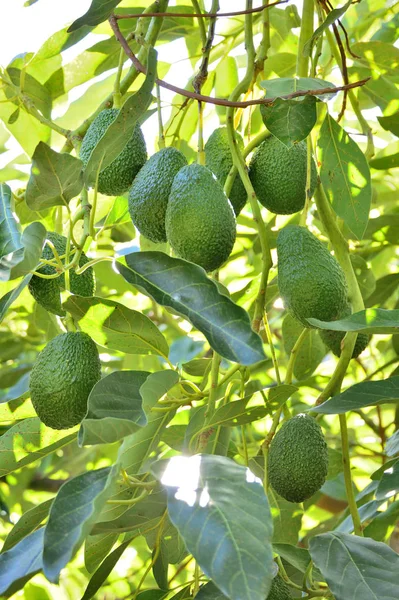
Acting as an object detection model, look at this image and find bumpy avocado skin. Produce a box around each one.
[277,225,348,328]
[268,414,329,503]
[30,331,101,430]
[80,109,147,196]
[319,301,370,358]
[28,232,95,316]
[128,147,187,243]
[267,576,293,600]
[204,127,247,216]
[165,164,236,272]
[249,136,317,214]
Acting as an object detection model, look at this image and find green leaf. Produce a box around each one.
[196,582,227,600]
[378,112,399,137]
[117,252,265,366]
[260,77,336,100]
[318,113,371,239]
[84,532,118,574]
[363,499,399,541]
[43,464,119,582]
[269,489,303,545]
[7,68,52,119]
[84,47,156,187]
[260,96,317,147]
[370,151,399,170]
[155,454,274,600]
[272,543,311,573]
[309,531,399,600]
[351,254,376,300]
[9,222,46,280]
[376,460,399,500]
[268,385,298,411]
[303,0,352,57]
[0,527,44,596]
[63,295,169,358]
[3,498,53,551]
[313,376,399,414]
[78,370,149,446]
[308,308,399,333]
[0,183,23,281]
[68,0,122,32]
[352,41,399,82]
[152,542,169,590]
[386,430,399,457]
[81,538,133,600]
[26,142,84,210]
[0,417,76,477]
[282,315,325,380]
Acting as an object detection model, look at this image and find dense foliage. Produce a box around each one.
[1,0,399,599]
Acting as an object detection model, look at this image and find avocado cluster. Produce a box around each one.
[29,231,95,316]
[268,414,328,503]
[29,331,101,430]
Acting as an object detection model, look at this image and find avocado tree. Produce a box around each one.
[1,0,399,598]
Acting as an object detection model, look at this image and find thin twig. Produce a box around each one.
[115,1,287,20]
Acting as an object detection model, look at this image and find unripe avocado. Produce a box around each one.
[204,127,247,215]
[30,331,101,430]
[267,575,293,600]
[80,109,147,196]
[248,136,317,214]
[268,414,328,503]
[277,225,348,328]
[165,164,236,272]
[319,301,370,358]
[28,232,95,316]
[128,147,187,243]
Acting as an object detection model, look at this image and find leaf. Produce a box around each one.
[309,531,399,600]
[272,543,311,573]
[81,538,133,600]
[0,183,23,281]
[78,370,149,446]
[154,454,274,600]
[308,308,399,333]
[196,582,227,600]
[386,430,399,457]
[3,498,53,551]
[117,252,265,366]
[152,542,169,590]
[370,151,399,170]
[0,527,44,596]
[43,464,119,582]
[206,397,267,429]
[85,532,118,574]
[268,385,298,411]
[9,221,46,280]
[318,113,371,239]
[68,0,123,32]
[84,47,156,186]
[379,112,399,137]
[25,142,84,210]
[63,295,169,358]
[303,0,352,56]
[313,376,399,414]
[260,77,336,100]
[0,417,76,477]
[366,273,399,307]
[376,461,399,500]
[269,488,303,545]
[282,315,325,381]
[260,96,317,147]
[6,68,52,119]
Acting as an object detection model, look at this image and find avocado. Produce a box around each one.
[204,127,247,215]
[30,331,101,430]
[267,575,293,600]
[128,147,187,243]
[249,136,317,214]
[28,232,95,316]
[80,109,147,196]
[165,163,236,272]
[277,225,348,328]
[319,301,370,358]
[268,414,328,503]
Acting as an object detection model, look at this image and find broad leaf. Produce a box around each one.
[318,113,371,239]
[153,455,275,600]
[379,112,399,137]
[260,96,317,147]
[9,221,46,280]
[0,417,76,477]
[84,532,118,574]
[313,376,399,414]
[0,183,23,281]
[308,308,399,333]
[84,47,157,187]
[309,531,399,600]
[269,489,303,545]
[386,430,399,457]
[260,77,336,100]
[206,397,267,428]
[272,544,311,573]
[376,460,399,500]
[68,0,122,32]
[43,464,119,582]
[79,370,149,446]
[81,538,133,600]
[282,315,326,380]
[117,252,265,365]
[0,527,44,596]
[196,582,228,600]
[268,385,298,411]
[26,142,84,210]
[63,295,169,358]
[3,498,53,551]
[303,0,352,56]
[370,151,399,170]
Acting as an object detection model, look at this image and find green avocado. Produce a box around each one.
[268,414,328,503]
[204,127,247,215]
[267,575,293,600]
[277,225,348,328]
[80,109,147,196]
[165,163,236,272]
[319,301,370,358]
[249,136,317,214]
[28,231,95,316]
[29,331,101,430]
[128,147,187,243]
